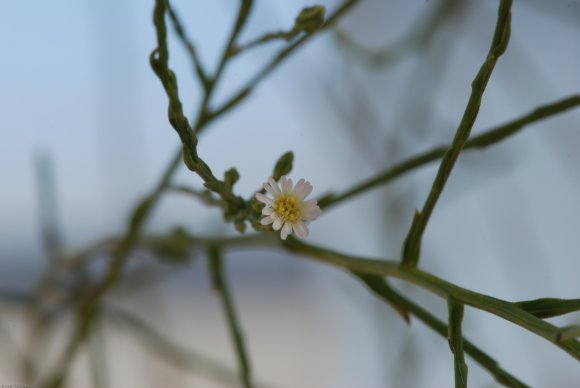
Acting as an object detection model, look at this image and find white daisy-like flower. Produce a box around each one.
[255,176,322,240]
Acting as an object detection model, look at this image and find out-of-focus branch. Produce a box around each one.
[208,0,361,122]
[105,306,276,388]
[319,95,580,209]
[167,5,210,88]
[209,246,253,388]
[336,0,460,68]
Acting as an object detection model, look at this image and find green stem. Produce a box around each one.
[167,4,210,88]
[208,246,253,388]
[448,300,468,388]
[336,0,458,67]
[319,95,580,210]
[283,238,580,361]
[38,150,182,388]
[209,0,361,121]
[355,275,529,387]
[402,0,512,267]
[105,306,274,388]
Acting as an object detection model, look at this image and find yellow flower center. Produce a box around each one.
[273,194,303,223]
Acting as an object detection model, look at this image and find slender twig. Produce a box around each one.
[208,246,253,388]
[355,275,529,387]
[167,4,210,88]
[336,0,459,68]
[319,95,580,209]
[208,0,361,122]
[167,184,225,207]
[448,300,468,388]
[402,0,513,267]
[88,317,109,388]
[38,150,182,388]
[192,0,254,131]
[105,306,275,388]
[282,237,580,361]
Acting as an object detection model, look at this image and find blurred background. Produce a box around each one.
[1,0,579,387]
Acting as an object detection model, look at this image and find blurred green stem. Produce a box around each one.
[319,94,580,210]
[208,246,253,388]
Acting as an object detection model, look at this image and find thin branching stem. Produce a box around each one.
[209,0,361,121]
[208,246,253,388]
[319,95,580,209]
[355,275,529,387]
[105,306,275,388]
[167,4,210,88]
[448,300,468,388]
[336,0,459,67]
[402,0,513,266]
[283,238,580,361]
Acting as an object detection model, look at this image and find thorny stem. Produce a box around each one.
[402,0,513,267]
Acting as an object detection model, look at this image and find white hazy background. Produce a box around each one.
[0,0,579,387]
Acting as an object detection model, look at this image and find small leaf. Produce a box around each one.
[515,297,580,319]
[234,219,247,234]
[272,151,294,180]
[401,209,421,268]
[294,6,326,33]
[224,168,240,189]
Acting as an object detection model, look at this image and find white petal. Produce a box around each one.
[262,207,274,216]
[279,176,287,192]
[294,180,312,199]
[260,216,274,225]
[281,176,292,193]
[272,218,283,231]
[264,183,277,197]
[255,193,273,206]
[303,202,322,220]
[293,178,305,194]
[267,177,282,196]
[280,223,292,240]
[294,221,309,238]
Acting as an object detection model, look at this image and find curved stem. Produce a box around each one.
[208,247,253,388]
[283,238,580,361]
[402,0,513,266]
[355,275,529,387]
[319,95,580,210]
